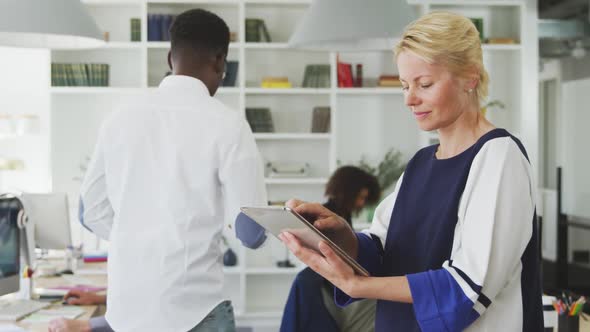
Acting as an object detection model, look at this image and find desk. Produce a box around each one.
[6,262,107,332]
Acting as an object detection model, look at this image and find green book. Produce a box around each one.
[245,108,274,132]
[103,64,110,87]
[130,18,141,42]
[245,18,261,42]
[51,63,56,86]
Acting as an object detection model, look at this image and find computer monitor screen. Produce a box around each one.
[20,193,72,250]
[0,198,21,297]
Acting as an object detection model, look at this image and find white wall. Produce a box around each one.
[562,78,590,219]
[0,47,50,193]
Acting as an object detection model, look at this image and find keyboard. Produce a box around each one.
[0,299,50,321]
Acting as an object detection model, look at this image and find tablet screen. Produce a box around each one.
[240,206,369,277]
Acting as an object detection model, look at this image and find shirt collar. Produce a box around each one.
[158,75,210,97]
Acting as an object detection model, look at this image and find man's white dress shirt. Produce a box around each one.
[80,75,267,332]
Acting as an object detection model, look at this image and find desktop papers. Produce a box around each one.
[0,324,26,332]
[21,306,84,323]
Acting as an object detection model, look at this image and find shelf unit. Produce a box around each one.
[49,0,537,329]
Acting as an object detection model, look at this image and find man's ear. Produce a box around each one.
[214,52,225,75]
[167,50,173,71]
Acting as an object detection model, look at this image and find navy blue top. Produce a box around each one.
[335,129,543,331]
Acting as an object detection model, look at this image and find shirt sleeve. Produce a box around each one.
[218,119,268,249]
[406,138,536,331]
[89,316,114,332]
[334,175,405,306]
[79,126,114,241]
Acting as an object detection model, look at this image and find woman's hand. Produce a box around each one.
[279,231,363,298]
[286,199,358,258]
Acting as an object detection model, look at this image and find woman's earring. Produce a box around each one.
[468,88,473,93]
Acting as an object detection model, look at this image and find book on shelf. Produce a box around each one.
[245,18,271,42]
[378,75,402,88]
[485,37,518,44]
[148,14,175,42]
[337,60,354,87]
[261,77,292,88]
[222,61,239,87]
[355,64,363,87]
[302,64,330,88]
[130,18,141,42]
[245,108,274,133]
[311,106,331,133]
[51,63,109,87]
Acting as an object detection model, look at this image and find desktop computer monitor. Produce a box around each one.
[20,193,72,250]
[0,197,21,297]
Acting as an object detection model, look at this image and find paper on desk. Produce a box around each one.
[60,274,94,285]
[74,268,107,275]
[21,306,84,323]
[0,324,26,332]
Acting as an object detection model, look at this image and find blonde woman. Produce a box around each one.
[279,12,543,331]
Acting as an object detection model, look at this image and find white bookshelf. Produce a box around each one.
[49,0,538,328]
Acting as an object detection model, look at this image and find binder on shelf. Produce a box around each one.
[161,15,173,41]
[51,63,110,87]
[130,18,141,42]
[337,61,354,87]
[245,18,271,42]
[311,107,331,133]
[245,108,274,133]
[302,64,330,88]
[222,61,239,87]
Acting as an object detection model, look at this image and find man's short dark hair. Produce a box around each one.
[169,8,230,56]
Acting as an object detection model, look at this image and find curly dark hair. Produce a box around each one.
[325,166,381,218]
[169,8,229,56]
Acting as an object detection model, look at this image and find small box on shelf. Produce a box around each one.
[260,77,292,88]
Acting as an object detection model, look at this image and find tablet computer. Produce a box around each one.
[240,206,369,277]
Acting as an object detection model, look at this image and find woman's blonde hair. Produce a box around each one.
[394,11,489,103]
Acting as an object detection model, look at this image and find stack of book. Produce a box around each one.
[302,65,330,88]
[378,75,402,87]
[311,107,331,133]
[245,18,271,42]
[245,108,274,132]
[130,18,141,42]
[222,61,239,87]
[51,63,109,87]
[337,60,354,87]
[147,14,175,41]
[261,77,292,88]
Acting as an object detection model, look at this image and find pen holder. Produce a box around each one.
[559,315,579,332]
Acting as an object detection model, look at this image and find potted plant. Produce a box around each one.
[481,99,505,117]
[357,148,407,222]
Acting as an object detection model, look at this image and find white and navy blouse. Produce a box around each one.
[336,129,544,331]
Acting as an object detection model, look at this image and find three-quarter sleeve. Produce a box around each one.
[406,138,536,331]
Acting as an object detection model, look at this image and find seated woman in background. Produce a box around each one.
[280,166,381,332]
